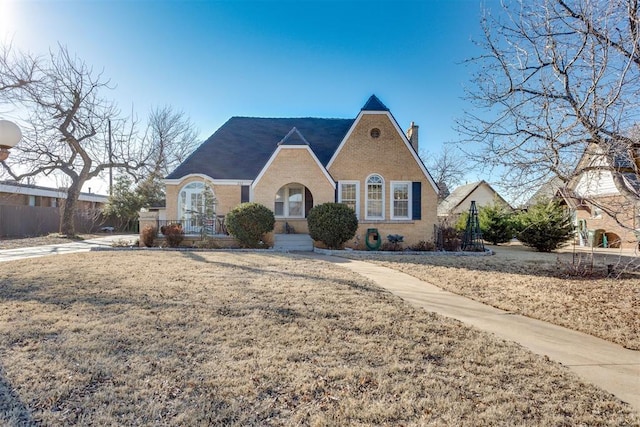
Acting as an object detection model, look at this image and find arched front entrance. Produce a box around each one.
[274,183,313,219]
[178,181,216,233]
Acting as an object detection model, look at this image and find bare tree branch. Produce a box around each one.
[0,44,148,235]
[457,0,640,213]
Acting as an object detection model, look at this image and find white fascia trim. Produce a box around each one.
[163,174,252,186]
[0,183,67,199]
[252,145,336,190]
[326,110,439,194]
[79,193,109,203]
[326,110,371,169]
[0,183,108,202]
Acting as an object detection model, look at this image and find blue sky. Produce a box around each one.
[1,0,491,191]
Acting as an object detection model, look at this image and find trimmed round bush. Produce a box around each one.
[307,203,358,249]
[226,203,275,248]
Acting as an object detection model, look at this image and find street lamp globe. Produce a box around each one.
[0,119,22,161]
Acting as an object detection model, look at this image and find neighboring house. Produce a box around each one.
[157,95,439,248]
[560,143,640,249]
[0,180,108,236]
[437,180,511,223]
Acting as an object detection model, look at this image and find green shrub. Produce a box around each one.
[516,200,574,252]
[161,223,184,248]
[307,203,358,249]
[226,203,275,248]
[454,212,469,232]
[479,203,515,245]
[141,225,157,247]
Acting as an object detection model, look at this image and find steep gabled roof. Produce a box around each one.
[361,94,389,111]
[437,181,483,216]
[525,176,564,207]
[569,142,640,198]
[437,180,510,216]
[278,127,309,146]
[166,117,354,180]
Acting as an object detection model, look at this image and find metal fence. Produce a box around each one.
[156,216,228,236]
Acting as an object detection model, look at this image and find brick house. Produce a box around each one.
[153,95,439,249]
[529,143,640,249]
[562,143,640,249]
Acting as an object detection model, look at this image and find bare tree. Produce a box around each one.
[423,147,466,200]
[143,105,200,178]
[457,0,640,204]
[0,44,149,235]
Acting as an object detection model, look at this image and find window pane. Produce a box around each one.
[394,200,408,217]
[274,188,284,216]
[368,200,383,217]
[341,183,356,200]
[367,175,383,184]
[367,177,383,218]
[288,187,303,217]
[392,183,409,218]
[367,184,382,217]
[341,183,357,213]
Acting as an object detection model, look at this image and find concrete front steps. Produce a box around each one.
[273,234,314,252]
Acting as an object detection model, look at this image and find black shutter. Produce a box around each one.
[241,185,250,203]
[412,182,421,220]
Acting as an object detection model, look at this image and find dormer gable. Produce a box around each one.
[278,127,310,146]
[326,95,438,193]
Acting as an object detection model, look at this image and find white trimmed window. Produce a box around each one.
[391,181,411,219]
[275,184,305,218]
[178,182,216,230]
[338,181,360,218]
[366,174,384,220]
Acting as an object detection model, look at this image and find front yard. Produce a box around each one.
[349,243,639,350]
[0,251,637,425]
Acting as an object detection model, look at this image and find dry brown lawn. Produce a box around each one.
[348,244,640,351]
[0,251,638,426]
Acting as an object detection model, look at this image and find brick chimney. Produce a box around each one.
[406,121,419,152]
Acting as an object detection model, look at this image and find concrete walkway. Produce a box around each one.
[0,235,137,263]
[311,254,640,413]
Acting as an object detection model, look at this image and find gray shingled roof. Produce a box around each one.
[166,117,354,180]
[437,181,483,216]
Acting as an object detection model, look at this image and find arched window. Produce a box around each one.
[366,174,384,220]
[178,182,216,230]
[274,183,305,218]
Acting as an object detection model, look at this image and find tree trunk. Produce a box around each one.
[61,182,82,236]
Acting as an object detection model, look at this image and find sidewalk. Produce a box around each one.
[311,254,640,413]
[0,235,137,263]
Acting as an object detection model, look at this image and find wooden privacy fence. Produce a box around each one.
[0,205,104,237]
